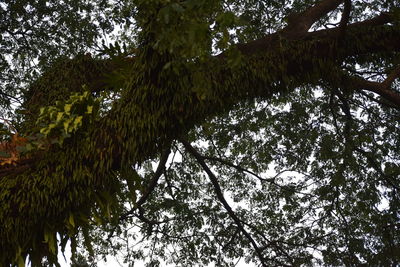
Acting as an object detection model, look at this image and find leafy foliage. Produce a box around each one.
[0,0,400,266]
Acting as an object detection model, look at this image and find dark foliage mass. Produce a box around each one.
[0,0,400,266]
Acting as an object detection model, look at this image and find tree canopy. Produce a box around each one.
[1,0,400,266]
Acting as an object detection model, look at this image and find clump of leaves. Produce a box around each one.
[35,89,100,146]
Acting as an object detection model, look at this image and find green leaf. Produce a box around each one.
[73,116,83,130]
[68,214,75,228]
[86,105,93,114]
[56,112,64,122]
[64,104,72,114]
[17,256,25,267]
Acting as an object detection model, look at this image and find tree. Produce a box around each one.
[1,0,400,266]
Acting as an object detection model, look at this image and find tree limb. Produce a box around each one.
[136,147,170,207]
[123,147,170,219]
[107,147,170,240]
[339,0,352,32]
[283,0,344,38]
[342,67,400,107]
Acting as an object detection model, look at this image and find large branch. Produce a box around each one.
[236,11,395,56]
[344,68,400,106]
[283,0,343,38]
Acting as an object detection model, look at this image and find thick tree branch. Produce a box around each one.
[283,0,343,38]
[383,65,400,88]
[358,90,399,109]
[341,67,400,107]
[235,11,398,58]
[1,11,400,207]
[351,11,393,28]
[180,139,271,267]
[338,0,352,38]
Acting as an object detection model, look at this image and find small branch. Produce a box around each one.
[222,227,240,251]
[180,139,270,266]
[337,0,352,43]
[202,155,314,196]
[0,90,22,105]
[202,155,274,182]
[107,147,170,240]
[136,147,170,207]
[355,147,400,191]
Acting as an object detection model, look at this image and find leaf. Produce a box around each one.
[44,230,56,254]
[122,166,141,202]
[17,256,25,267]
[56,112,64,122]
[82,227,94,257]
[63,118,74,133]
[86,105,93,114]
[68,214,75,228]
[64,104,72,114]
[73,116,83,130]
[171,3,184,13]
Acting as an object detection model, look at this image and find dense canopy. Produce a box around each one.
[0,0,400,266]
